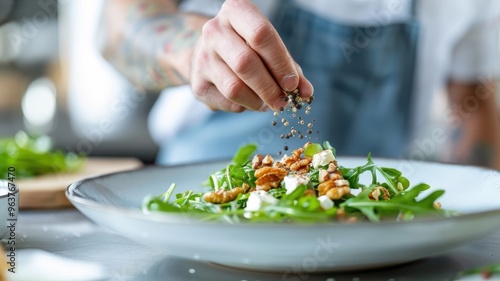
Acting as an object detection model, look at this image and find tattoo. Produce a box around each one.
[106,1,201,92]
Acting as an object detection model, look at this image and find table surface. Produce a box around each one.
[16,209,500,281]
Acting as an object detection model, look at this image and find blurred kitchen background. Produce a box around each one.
[0,0,499,165]
[0,0,158,163]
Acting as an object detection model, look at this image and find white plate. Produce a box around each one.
[66,158,500,272]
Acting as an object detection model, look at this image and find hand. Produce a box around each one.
[444,81,500,170]
[190,0,314,112]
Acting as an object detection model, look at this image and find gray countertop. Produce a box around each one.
[14,209,500,281]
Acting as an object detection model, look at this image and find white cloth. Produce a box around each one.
[148,85,212,144]
[294,0,412,24]
[149,0,500,145]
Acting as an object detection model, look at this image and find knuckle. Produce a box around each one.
[223,78,246,101]
[191,80,211,98]
[233,50,258,75]
[201,19,221,38]
[247,21,273,47]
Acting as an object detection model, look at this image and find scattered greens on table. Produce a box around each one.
[456,264,500,280]
[0,131,85,180]
[142,142,453,223]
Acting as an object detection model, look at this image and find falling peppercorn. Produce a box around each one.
[270,88,317,155]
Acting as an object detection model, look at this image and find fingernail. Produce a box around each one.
[282,73,298,92]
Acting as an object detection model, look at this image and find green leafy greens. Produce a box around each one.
[142,142,449,223]
[456,263,500,280]
[0,131,85,180]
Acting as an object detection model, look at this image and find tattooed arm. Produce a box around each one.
[447,81,500,170]
[99,0,209,92]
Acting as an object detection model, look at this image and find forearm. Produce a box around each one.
[447,80,500,169]
[99,0,210,92]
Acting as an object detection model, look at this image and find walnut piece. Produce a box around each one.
[203,187,244,204]
[251,154,264,170]
[262,155,274,166]
[369,186,390,201]
[317,168,350,200]
[252,154,275,170]
[281,147,312,173]
[289,157,312,172]
[254,166,287,191]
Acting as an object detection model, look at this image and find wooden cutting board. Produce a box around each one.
[16,157,143,209]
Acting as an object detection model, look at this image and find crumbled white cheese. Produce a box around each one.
[283,174,310,194]
[311,150,335,168]
[244,190,278,212]
[318,195,334,210]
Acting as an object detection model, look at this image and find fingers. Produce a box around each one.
[193,19,267,112]
[205,54,267,112]
[222,0,299,92]
[294,62,314,100]
[194,82,246,113]
[190,0,314,112]
[191,55,246,112]
[211,22,283,110]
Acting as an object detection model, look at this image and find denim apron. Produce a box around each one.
[157,0,419,164]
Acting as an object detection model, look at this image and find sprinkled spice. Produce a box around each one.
[270,88,318,153]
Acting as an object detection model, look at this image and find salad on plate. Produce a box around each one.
[142,141,451,223]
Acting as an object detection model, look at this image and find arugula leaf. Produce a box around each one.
[322,141,336,156]
[268,188,287,198]
[341,183,445,222]
[232,143,257,165]
[208,144,257,191]
[307,169,320,188]
[0,131,85,179]
[339,153,411,194]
